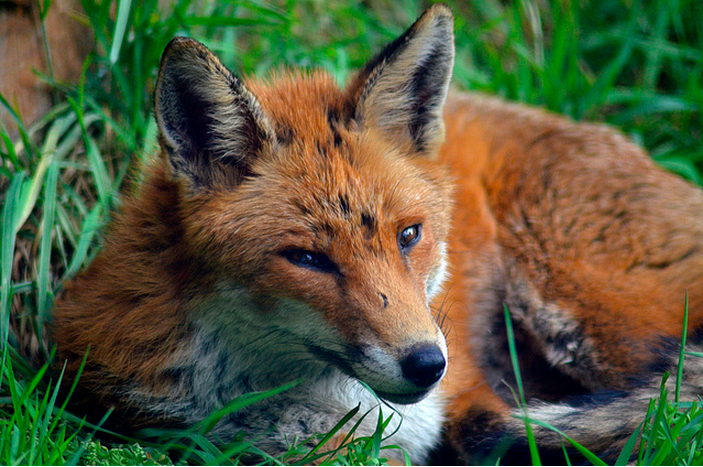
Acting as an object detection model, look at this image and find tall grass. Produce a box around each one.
[0,0,702,464]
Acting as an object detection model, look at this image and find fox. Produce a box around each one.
[50,3,703,465]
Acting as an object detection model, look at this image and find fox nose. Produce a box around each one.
[400,344,446,389]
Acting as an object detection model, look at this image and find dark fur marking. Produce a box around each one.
[327,108,345,149]
[298,418,311,435]
[637,336,684,377]
[338,194,351,217]
[545,330,586,368]
[327,107,340,126]
[161,365,195,388]
[511,204,557,281]
[276,125,295,146]
[645,245,701,270]
[690,328,703,346]
[361,212,377,237]
[626,245,701,272]
[562,388,629,408]
[526,129,562,153]
[215,352,229,380]
[312,222,335,240]
[322,222,335,237]
[451,409,522,465]
[315,140,325,156]
[199,330,220,355]
[593,210,627,243]
[307,343,355,376]
[331,126,343,149]
[294,200,311,216]
[0,1,32,14]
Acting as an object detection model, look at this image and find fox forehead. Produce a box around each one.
[246,70,352,147]
[227,72,451,252]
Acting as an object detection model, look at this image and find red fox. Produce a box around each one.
[51,4,703,464]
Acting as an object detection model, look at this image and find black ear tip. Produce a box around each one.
[426,3,453,18]
[411,4,454,46]
[160,36,211,68]
[422,3,454,25]
[166,36,194,47]
[163,36,195,55]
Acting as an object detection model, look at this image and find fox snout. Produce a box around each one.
[351,337,447,404]
[401,343,446,389]
[325,270,449,403]
[341,302,448,404]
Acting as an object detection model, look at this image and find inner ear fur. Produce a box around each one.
[154,36,274,190]
[347,4,455,158]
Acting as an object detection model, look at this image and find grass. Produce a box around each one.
[0,0,702,464]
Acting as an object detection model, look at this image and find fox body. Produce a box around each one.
[51,4,703,464]
[437,92,703,462]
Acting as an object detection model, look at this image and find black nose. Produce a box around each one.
[400,344,446,388]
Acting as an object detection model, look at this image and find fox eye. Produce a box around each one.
[398,224,422,252]
[281,249,338,274]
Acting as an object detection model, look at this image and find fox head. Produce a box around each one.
[154,5,455,403]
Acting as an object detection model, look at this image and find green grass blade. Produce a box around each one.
[676,291,689,403]
[84,134,113,208]
[504,304,541,465]
[0,132,19,172]
[109,0,134,65]
[36,158,60,335]
[0,174,25,347]
[64,204,105,279]
[524,418,608,466]
[14,155,50,237]
[644,373,671,462]
[614,423,644,465]
[296,404,361,464]
[195,380,300,436]
[0,93,35,156]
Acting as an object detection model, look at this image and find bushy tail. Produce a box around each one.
[501,344,703,464]
[442,343,703,465]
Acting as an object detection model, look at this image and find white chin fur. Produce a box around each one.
[303,372,446,464]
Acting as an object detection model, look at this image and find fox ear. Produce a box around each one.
[348,4,454,158]
[155,37,273,189]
